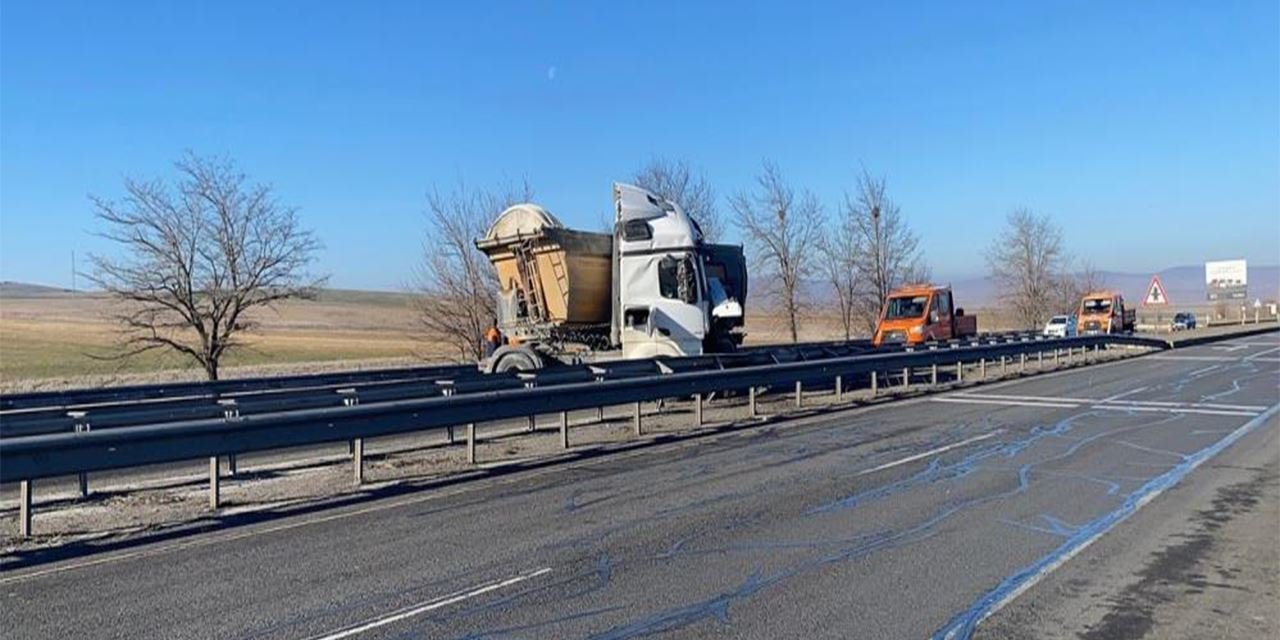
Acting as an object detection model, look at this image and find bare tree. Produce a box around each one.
[88,154,323,380]
[730,161,823,342]
[845,169,927,332]
[633,158,721,242]
[1054,260,1105,315]
[986,208,1066,329]
[416,180,532,360]
[817,209,863,341]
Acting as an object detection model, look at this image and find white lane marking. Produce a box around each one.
[954,392,1266,412]
[856,432,1002,477]
[931,397,1081,409]
[954,402,1280,635]
[1100,386,1148,402]
[307,567,552,640]
[1244,346,1280,361]
[1186,365,1220,377]
[1091,405,1259,417]
[1149,355,1244,362]
[1213,345,1249,352]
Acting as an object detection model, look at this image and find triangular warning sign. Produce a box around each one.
[1144,275,1169,306]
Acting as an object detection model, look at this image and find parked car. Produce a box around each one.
[1171,312,1197,331]
[1043,314,1077,338]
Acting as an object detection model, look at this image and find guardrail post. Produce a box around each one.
[1020,353,1027,372]
[979,358,986,380]
[834,375,843,402]
[956,361,964,382]
[466,422,478,464]
[1001,356,1008,375]
[520,374,537,432]
[634,402,643,435]
[592,369,607,423]
[902,367,910,390]
[340,389,359,456]
[930,363,938,385]
[209,456,220,510]
[694,393,704,427]
[352,438,364,485]
[560,411,570,449]
[1038,350,1044,368]
[749,386,758,417]
[19,480,32,538]
[794,381,803,407]
[218,400,239,476]
[70,411,90,498]
[1054,348,1061,365]
[870,372,878,397]
[438,385,457,444]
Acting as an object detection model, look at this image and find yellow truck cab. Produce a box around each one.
[872,284,977,346]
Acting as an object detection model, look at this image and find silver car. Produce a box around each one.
[1043,314,1077,338]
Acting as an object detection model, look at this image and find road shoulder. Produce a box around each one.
[976,412,1279,640]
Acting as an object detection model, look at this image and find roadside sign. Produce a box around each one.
[1143,275,1169,306]
[1206,259,1247,300]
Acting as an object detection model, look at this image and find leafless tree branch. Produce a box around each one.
[632,158,721,242]
[415,179,532,360]
[730,161,822,342]
[985,208,1066,329]
[87,153,325,380]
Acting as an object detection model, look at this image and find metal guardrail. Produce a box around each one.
[1,334,1161,484]
[1,333,1181,537]
[0,362,484,412]
[0,339,893,439]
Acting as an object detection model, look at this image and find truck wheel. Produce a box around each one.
[492,347,541,373]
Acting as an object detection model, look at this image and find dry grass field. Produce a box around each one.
[0,287,443,391]
[0,284,1027,392]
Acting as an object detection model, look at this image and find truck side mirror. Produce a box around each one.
[956,307,965,317]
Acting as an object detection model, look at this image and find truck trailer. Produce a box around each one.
[475,183,747,372]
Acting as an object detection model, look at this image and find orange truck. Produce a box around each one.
[1077,291,1135,334]
[872,284,978,346]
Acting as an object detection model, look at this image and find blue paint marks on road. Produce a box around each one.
[931,402,1279,640]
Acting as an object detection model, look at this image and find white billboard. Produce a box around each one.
[1205,259,1247,301]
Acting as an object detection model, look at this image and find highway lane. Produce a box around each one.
[1,336,1276,639]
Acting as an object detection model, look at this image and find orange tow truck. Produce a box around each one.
[872,284,978,346]
[1077,291,1135,334]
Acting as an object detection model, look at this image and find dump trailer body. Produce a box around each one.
[475,205,613,346]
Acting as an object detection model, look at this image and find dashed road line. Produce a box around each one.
[305,567,552,640]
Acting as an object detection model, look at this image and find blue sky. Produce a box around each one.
[2,1,1277,290]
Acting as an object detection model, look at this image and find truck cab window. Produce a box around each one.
[659,255,698,303]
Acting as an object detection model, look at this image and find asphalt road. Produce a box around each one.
[2,336,1277,639]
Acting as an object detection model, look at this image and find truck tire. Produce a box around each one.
[490,346,543,373]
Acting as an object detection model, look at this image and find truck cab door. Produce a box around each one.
[619,252,707,358]
[929,290,954,341]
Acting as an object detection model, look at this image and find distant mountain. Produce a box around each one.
[0,281,80,298]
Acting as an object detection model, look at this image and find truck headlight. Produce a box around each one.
[909,325,923,334]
